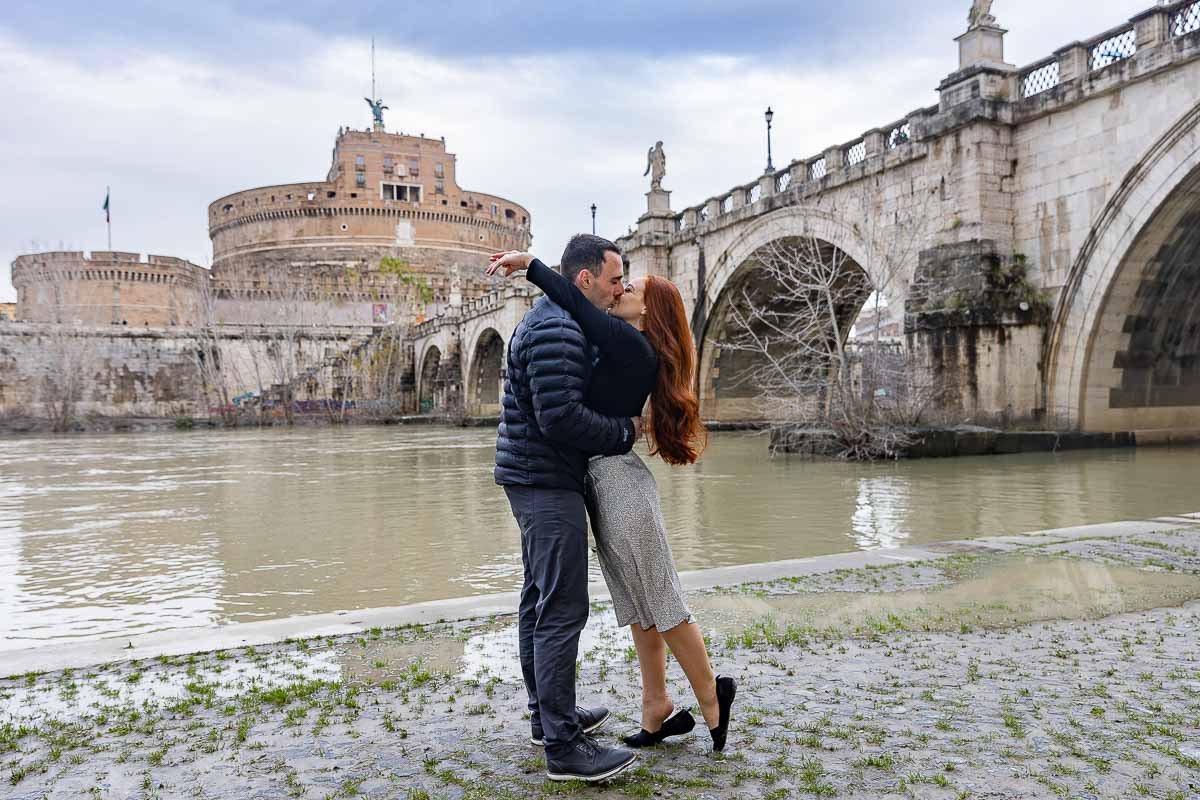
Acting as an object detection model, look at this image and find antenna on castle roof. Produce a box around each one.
[365,37,387,131]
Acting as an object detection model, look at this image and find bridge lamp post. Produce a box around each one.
[591,203,597,235]
[764,106,775,174]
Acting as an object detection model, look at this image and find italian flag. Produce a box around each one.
[102,189,110,223]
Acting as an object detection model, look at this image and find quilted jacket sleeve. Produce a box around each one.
[525,315,636,456]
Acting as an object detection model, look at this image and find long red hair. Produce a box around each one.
[642,276,707,466]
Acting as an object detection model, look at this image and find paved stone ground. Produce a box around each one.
[3,523,1200,799]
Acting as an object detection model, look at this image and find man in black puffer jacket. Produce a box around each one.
[494,234,640,782]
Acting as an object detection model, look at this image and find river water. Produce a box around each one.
[1,426,1197,650]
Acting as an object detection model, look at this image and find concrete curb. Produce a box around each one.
[3,513,1196,677]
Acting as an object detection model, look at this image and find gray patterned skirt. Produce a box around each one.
[586,451,693,633]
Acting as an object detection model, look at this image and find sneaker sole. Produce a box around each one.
[546,752,637,783]
[530,710,611,746]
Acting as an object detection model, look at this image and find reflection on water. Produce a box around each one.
[1,426,1198,649]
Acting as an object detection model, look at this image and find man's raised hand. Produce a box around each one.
[487,251,534,278]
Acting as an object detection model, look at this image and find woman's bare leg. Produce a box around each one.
[629,624,674,731]
[660,621,720,729]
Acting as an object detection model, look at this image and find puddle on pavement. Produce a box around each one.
[690,556,1200,638]
[338,639,465,684]
[340,609,628,685]
[0,649,343,724]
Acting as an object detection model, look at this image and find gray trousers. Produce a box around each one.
[504,486,590,758]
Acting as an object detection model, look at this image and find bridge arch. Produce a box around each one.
[465,327,505,416]
[696,207,881,420]
[417,344,442,414]
[1047,101,1200,432]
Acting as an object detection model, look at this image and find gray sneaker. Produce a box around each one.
[546,735,636,783]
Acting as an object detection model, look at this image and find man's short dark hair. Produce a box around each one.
[559,234,621,284]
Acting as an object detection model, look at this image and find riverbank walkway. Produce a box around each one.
[3,513,1199,798]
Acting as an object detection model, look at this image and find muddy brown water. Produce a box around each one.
[2,426,1198,649]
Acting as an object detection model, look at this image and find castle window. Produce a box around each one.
[383,156,394,172]
[491,204,498,216]
[434,163,444,178]
[408,159,419,177]
[222,204,233,213]
[460,200,468,208]
[382,182,421,203]
[306,191,315,201]
[356,172,366,188]
[505,209,516,220]
[435,180,445,195]
[327,191,336,198]
[355,155,365,168]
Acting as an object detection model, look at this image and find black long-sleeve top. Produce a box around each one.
[526,259,658,418]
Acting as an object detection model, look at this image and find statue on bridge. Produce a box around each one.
[644,141,666,190]
[364,96,388,127]
[968,0,996,29]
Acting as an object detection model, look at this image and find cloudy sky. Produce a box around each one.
[0,0,1145,302]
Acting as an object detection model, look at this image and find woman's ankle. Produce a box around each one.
[694,681,719,728]
[640,697,674,730]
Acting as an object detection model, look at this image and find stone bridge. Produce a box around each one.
[407,1,1200,435]
[619,0,1200,434]
[409,286,538,416]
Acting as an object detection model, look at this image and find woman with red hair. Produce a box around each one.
[488,247,736,752]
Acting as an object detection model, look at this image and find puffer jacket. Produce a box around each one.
[495,297,635,492]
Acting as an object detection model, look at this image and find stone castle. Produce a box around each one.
[11,125,531,328]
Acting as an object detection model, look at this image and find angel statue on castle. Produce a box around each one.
[365,97,388,126]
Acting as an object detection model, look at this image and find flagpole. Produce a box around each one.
[106,186,112,250]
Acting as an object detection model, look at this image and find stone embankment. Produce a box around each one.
[3,514,1200,799]
[772,425,1200,458]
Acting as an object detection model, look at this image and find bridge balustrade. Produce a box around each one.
[1020,59,1060,98]
[844,141,867,167]
[886,123,912,149]
[1175,0,1200,36]
[656,0,1200,245]
[1090,26,1138,70]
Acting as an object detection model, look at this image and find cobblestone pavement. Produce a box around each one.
[3,522,1200,799]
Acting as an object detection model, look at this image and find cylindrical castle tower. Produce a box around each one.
[11,251,208,326]
[207,128,532,325]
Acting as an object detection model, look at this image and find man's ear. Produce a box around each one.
[576,269,593,288]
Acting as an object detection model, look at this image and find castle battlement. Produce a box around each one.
[11,252,209,327]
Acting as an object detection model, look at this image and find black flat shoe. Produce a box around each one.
[709,675,737,752]
[620,709,696,748]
